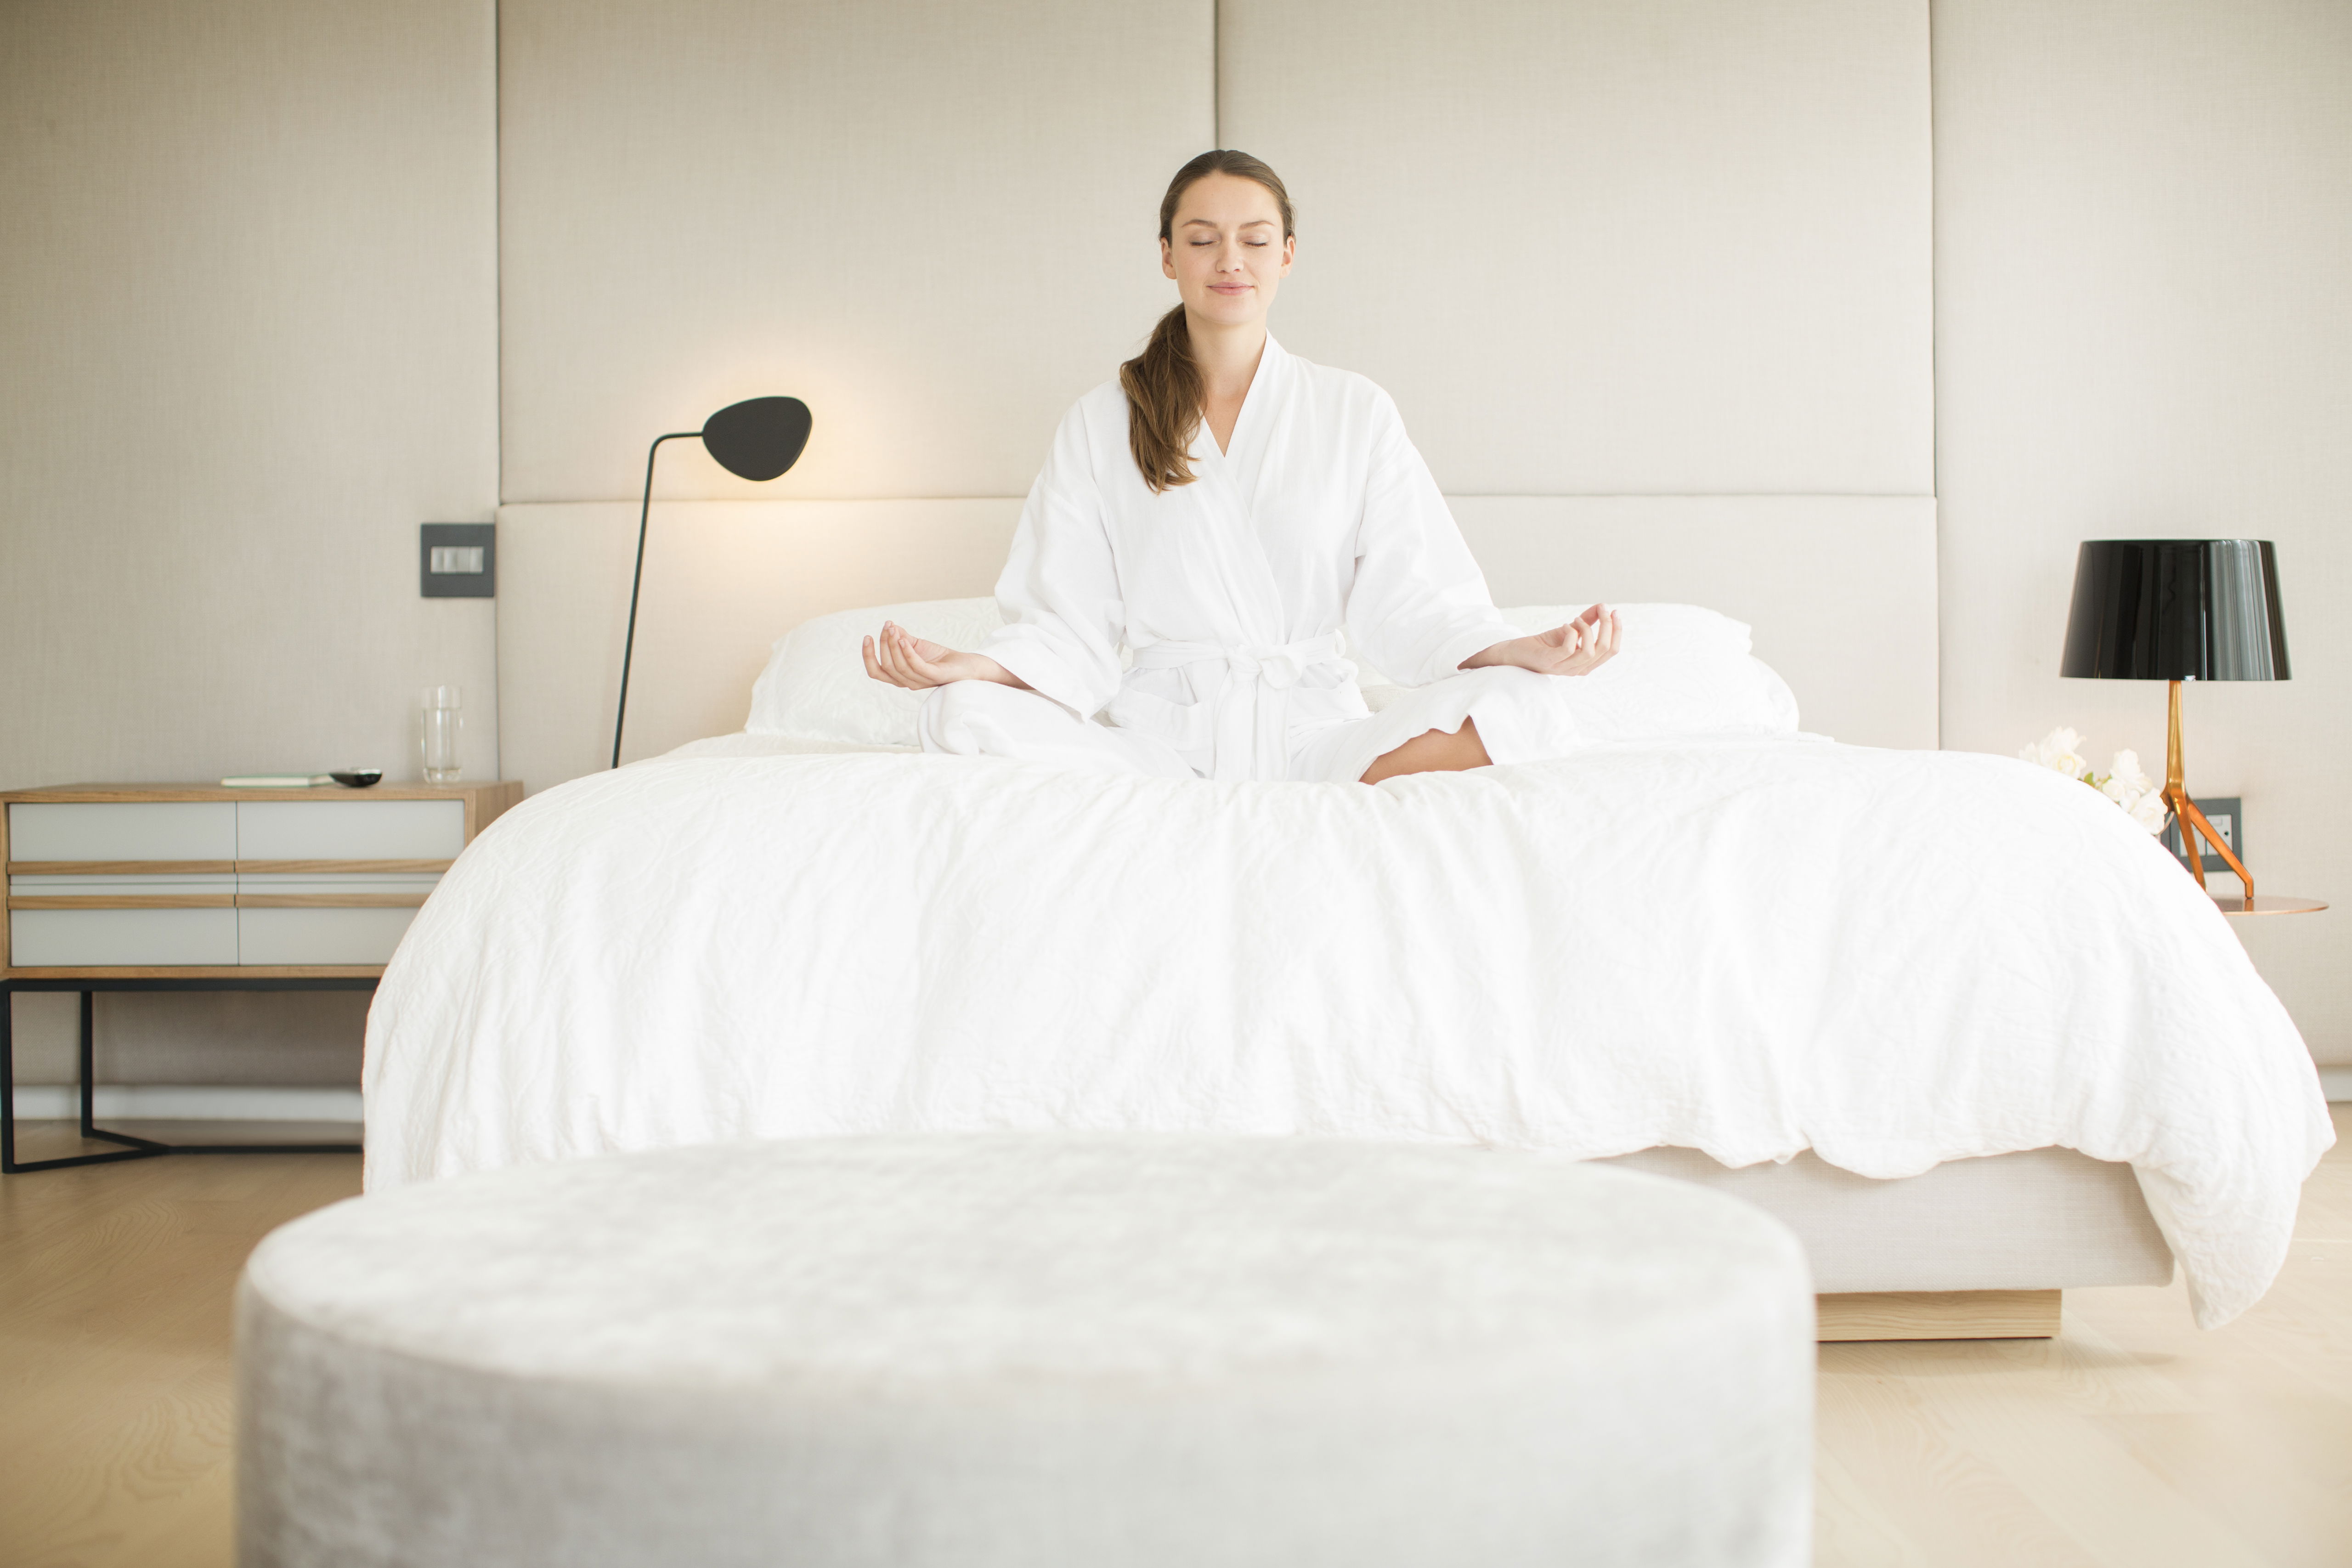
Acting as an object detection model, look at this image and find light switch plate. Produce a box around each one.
[420,522,495,598]
[2161,795,2241,873]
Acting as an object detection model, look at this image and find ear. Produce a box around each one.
[1279,234,1295,275]
[1161,236,1177,281]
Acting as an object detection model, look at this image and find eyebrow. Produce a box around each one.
[1180,217,1278,229]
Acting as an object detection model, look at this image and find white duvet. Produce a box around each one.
[365,733,2331,1327]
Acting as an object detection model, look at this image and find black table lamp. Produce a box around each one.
[2061,539,2288,899]
[614,396,813,769]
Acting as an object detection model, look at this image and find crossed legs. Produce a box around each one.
[1358,718,1492,784]
[926,680,1498,784]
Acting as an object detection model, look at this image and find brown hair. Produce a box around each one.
[1120,150,1296,492]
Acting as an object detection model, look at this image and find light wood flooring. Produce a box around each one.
[3,1108,2347,1567]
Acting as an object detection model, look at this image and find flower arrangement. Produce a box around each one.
[2019,727,2167,833]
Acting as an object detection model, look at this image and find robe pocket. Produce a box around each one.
[1286,680,1374,728]
[1104,684,1215,751]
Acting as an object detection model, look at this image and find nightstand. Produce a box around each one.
[1,780,522,1172]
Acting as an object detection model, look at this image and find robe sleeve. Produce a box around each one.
[1344,391,1524,686]
[981,402,1128,717]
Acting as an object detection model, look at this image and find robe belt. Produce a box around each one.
[1124,632,1351,779]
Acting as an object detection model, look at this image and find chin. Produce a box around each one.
[1193,293,1261,323]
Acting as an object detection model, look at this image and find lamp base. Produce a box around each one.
[2164,679,2254,900]
[2211,893,2328,917]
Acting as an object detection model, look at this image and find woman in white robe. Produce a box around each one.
[864,149,1620,784]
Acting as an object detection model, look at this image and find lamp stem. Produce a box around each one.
[2160,677,2256,904]
[2165,679,2185,795]
[613,431,699,770]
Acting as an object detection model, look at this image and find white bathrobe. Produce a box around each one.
[922,335,1560,783]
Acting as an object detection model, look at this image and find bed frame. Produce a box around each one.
[1601,1145,2173,1342]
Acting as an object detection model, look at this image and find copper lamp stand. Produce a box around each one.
[2161,679,2254,899]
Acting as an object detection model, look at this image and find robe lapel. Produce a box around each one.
[1190,338,1289,644]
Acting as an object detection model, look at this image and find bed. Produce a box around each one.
[364,591,2331,1336]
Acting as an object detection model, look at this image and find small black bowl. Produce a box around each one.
[329,769,384,789]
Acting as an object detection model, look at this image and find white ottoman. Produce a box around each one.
[238,1138,1814,1568]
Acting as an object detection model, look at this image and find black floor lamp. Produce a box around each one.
[614,396,812,769]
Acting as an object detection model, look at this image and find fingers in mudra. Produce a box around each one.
[865,623,949,690]
[861,629,915,689]
[1538,606,1620,676]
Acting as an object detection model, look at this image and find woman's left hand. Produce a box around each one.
[1461,603,1622,677]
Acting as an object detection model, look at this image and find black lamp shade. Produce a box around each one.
[701,396,812,481]
[2060,539,2289,682]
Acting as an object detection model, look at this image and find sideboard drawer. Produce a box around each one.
[10,907,240,966]
[237,906,422,966]
[3,781,514,977]
[236,800,466,860]
[7,802,237,861]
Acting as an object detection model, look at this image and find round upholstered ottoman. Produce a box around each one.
[237,1137,1814,1568]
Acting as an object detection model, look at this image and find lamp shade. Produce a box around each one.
[2060,539,2289,682]
[701,396,813,482]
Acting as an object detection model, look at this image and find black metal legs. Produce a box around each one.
[2,985,161,1173]
[1,979,369,1175]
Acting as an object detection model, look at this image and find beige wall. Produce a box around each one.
[1,0,498,1086]
[1933,0,2352,1065]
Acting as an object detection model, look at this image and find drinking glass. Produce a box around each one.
[420,686,463,784]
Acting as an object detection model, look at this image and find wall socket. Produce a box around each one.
[2160,795,2241,873]
[420,522,495,598]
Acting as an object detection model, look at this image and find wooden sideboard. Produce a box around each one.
[2,780,521,1172]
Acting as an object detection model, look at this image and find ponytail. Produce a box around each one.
[1120,305,1204,493]
[1120,149,1295,494]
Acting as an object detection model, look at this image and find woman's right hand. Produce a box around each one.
[861,622,1025,691]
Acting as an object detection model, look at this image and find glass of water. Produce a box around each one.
[420,686,463,784]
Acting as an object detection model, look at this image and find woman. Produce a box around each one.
[863,148,1620,784]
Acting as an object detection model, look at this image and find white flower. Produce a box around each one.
[2099,750,2167,835]
[2107,748,2154,794]
[2019,726,2091,781]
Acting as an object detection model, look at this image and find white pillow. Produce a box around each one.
[745,598,1006,747]
[1498,603,1798,737]
[748,598,1798,747]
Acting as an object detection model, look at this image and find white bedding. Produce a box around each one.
[364,733,2331,1327]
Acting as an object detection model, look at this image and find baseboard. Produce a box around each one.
[1817,1289,2061,1342]
[2319,1067,2352,1103]
[9,1084,362,1122]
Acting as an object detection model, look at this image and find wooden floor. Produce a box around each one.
[2,1109,2346,1567]
[1817,1104,2352,1567]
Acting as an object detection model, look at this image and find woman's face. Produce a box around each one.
[1161,172,1294,329]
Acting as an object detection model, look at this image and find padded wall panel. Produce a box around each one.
[498,0,1213,504]
[498,500,1022,791]
[0,0,500,790]
[1219,0,1933,496]
[1454,497,1939,749]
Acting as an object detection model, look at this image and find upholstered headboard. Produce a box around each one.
[498,494,1935,789]
[495,0,1934,792]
